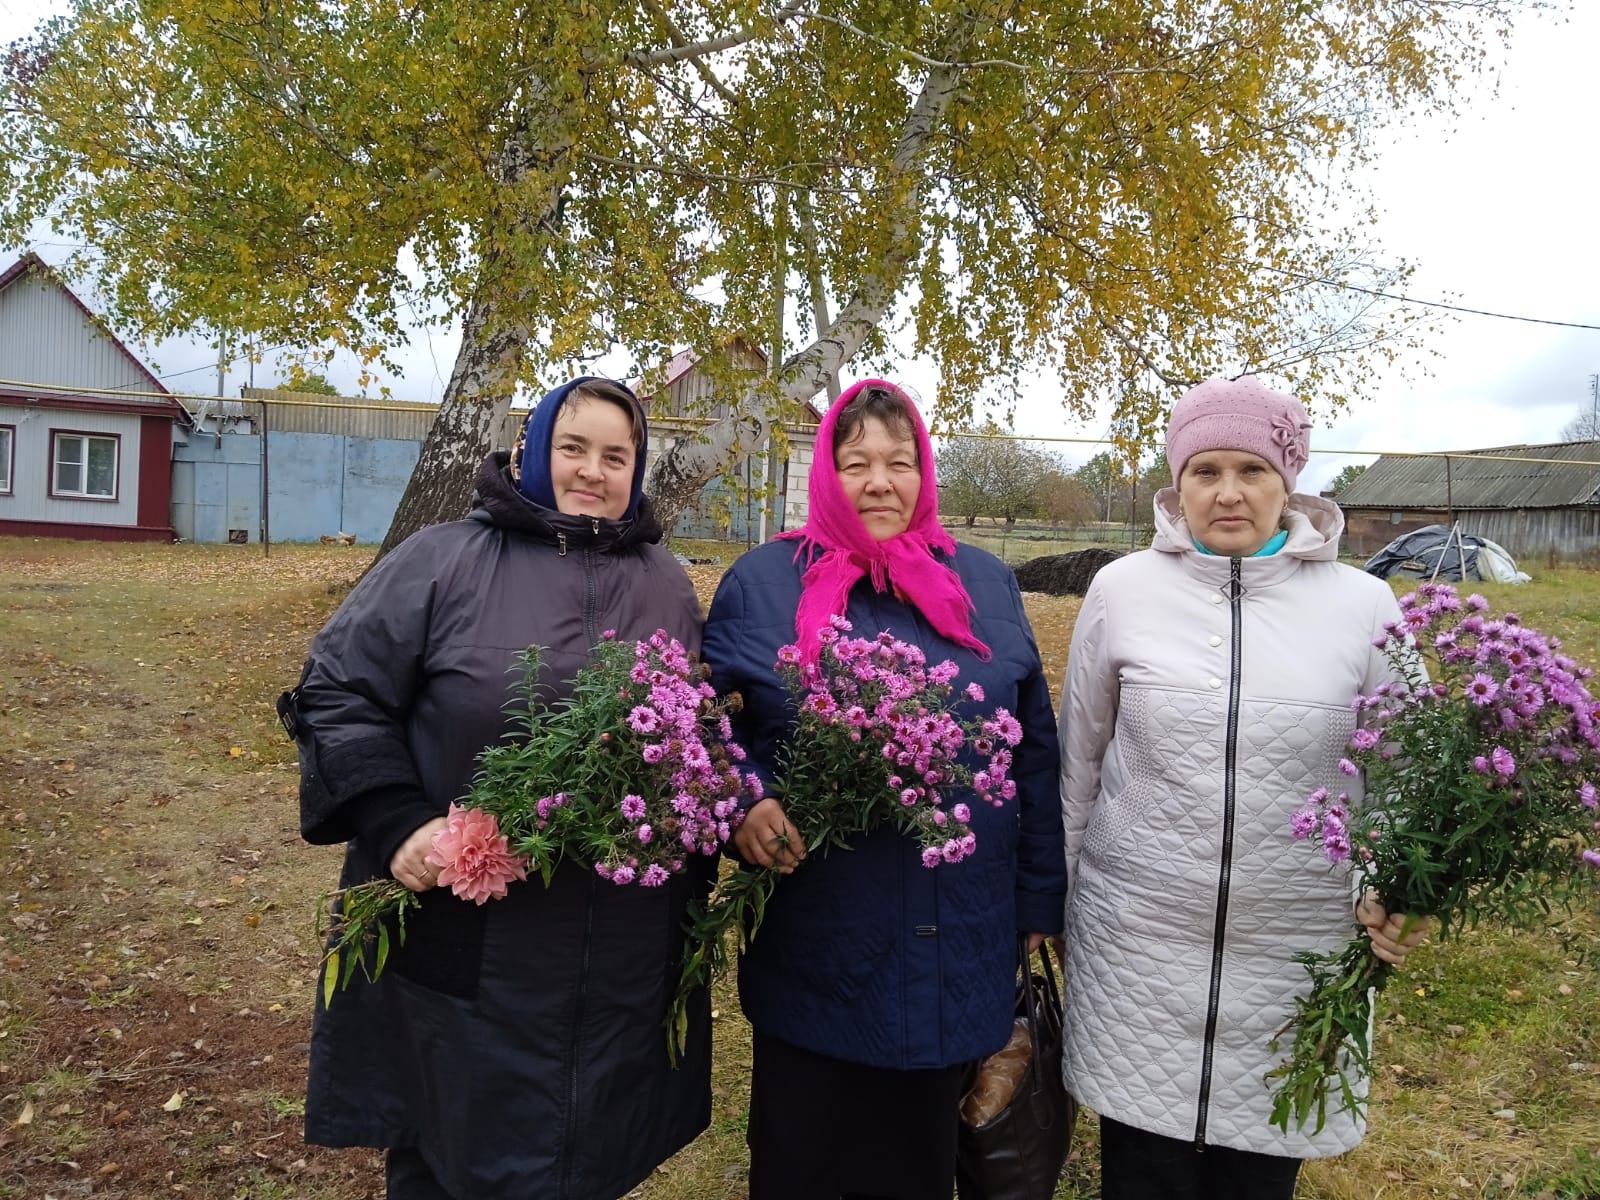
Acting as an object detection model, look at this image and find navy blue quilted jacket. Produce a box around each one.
[702,538,1067,1070]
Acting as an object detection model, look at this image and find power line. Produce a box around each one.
[1284,271,1600,331]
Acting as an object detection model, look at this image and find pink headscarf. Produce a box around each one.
[779,379,990,665]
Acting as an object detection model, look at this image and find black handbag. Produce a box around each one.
[955,940,1077,1200]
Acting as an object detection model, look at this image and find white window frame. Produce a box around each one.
[50,430,120,500]
[0,425,12,495]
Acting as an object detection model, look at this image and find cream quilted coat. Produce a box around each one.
[1058,489,1403,1157]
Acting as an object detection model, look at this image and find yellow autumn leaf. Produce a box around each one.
[227,746,243,758]
[13,1099,32,1126]
[161,1091,184,1112]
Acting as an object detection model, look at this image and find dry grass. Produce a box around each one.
[0,537,1595,1199]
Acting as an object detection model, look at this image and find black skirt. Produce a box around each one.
[747,1031,969,1200]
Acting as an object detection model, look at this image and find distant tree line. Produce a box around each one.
[935,426,1170,529]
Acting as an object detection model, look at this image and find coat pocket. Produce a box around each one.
[387,886,487,1000]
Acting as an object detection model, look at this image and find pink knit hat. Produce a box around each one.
[1165,375,1313,490]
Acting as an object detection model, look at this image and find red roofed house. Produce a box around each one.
[0,253,182,541]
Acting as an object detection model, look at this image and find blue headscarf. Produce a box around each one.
[511,376,649,520]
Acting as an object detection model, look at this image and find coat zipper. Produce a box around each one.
[560,872,598,1196]
[1195,558,1244,1149]
[582,543,599,648]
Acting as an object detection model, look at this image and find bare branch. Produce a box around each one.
[624,0,807,79]
[1096,316,1199,390]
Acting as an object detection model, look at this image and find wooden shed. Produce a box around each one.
[0,253,182,542]
[1334,441,1600,565]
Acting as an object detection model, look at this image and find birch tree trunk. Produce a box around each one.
[378,287,527,554]
[378,91,574,557]
[646,34,970,535]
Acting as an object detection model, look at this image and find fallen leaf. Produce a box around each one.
[13,1100,32,1126]
[228,746,243,758]
[161,1091,184,1112]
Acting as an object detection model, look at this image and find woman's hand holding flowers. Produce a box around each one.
[734,798,806,873]
[1355,890,1428,968]
[391,816,449,892]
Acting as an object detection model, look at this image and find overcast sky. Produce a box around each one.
[3,2,1597,493]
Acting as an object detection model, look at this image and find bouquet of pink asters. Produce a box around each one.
[1268,582,1600,1133]
[317,629,755,1007]
[666,616,1024,1054]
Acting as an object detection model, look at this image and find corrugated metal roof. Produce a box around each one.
[1335,441,1600,510]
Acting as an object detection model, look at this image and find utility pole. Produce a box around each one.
[1589,373,1598,438]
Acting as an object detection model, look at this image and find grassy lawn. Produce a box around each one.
[0,537,1594,1199]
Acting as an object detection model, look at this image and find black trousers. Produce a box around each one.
[1099,1117,1303,1200]
[748,1031,970,1200]
[386,1147,453,1200]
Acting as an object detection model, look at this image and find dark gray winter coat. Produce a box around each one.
[290,452,711,1199]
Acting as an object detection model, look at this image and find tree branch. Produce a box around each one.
[624,0,808,81]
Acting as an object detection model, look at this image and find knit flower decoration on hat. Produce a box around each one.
[1269,410,1312,472]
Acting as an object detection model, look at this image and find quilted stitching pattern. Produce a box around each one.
[1060,544,1401,1158]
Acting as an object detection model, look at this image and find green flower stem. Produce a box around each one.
[1266,934,1392,1133]
[666,864,779,1064]
[315,879,419,1007]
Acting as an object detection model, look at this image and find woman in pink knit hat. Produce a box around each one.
[1057,376,1427,1198]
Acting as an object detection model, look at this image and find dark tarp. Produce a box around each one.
[1362,524,1491,581]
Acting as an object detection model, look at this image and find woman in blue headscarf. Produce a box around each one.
[286,378,713,1199]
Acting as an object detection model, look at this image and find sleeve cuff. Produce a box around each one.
[345,787,445,876]
[1015,889,1067,937]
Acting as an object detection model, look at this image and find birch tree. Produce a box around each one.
[0,0,1531,549]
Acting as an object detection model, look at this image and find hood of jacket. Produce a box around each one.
[469,450,665,550]
[1150,486,1344,585]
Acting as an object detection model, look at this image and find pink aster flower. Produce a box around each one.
[425,803,528,904]
[1491,746,1516,778]
[1320,815,1351,864]
[1581,781,1597,808]
[1289,805,1319,840]
[965,682,986,703]
[621,794,646,821]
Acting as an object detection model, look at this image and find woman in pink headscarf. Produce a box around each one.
[701,380,1067,1200]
